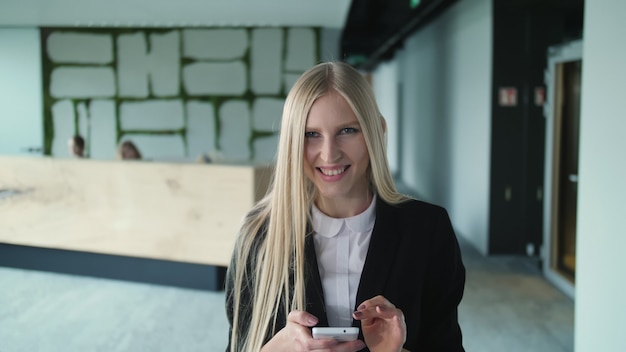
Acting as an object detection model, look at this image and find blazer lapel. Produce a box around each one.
[303,199,401,329]
[354,199,401,319]
[305,234,329,326]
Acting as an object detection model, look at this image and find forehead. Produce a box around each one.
[306,92,358,126]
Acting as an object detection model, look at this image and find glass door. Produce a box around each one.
[555,59,581,282]
[543,40,582,299]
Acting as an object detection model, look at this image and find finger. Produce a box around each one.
[334,340,367,352]
[353,305,403,321]
[287,310,319,327]
[356,295,395,311]
[306,338,341,350]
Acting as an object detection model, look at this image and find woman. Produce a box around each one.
[68,135,85,158]
[225,62,465,351]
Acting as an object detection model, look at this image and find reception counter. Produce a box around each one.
[0,156,273,288]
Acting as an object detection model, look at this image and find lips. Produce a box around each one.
[318,166,349,176]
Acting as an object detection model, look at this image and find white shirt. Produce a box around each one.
[311,196,376,327]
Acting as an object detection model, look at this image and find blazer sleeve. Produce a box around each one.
[418,206,466,351]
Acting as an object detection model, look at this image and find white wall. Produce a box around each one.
[575,0,626,350]
[372,60,400,175]
[0,28,43,156]
[320,28,341,62]
[377,0,492,254]
[0,27,340,162]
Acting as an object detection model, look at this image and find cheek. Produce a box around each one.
[354,139,370,165]
[361,150,370,164]
[358,154,371,174]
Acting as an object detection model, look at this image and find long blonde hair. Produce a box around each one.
[226,61,409,351]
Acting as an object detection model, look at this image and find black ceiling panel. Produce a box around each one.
[340,0,459,70]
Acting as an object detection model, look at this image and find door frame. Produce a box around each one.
[542,39,582,300]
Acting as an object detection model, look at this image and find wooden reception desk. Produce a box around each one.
[0,156,272,268]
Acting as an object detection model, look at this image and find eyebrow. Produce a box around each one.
[306,120,360,130]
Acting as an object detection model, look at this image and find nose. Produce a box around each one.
[320,137,341,163]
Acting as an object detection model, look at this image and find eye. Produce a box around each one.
[340,127,358,135]
[305,131,320,138]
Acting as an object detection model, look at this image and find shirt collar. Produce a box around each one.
[311,194,377,238]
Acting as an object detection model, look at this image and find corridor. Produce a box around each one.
[0,238,574,351]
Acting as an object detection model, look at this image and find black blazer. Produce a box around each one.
[226,197,466,351]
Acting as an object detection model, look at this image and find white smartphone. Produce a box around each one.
[312,327,359,341]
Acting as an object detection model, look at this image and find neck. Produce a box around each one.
[315,191,373,218]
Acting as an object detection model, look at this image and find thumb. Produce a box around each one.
[287,310,319,327]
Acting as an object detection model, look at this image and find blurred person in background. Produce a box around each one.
[117,140,142,160]
[67,135,85,158]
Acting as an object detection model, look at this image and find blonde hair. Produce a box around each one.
[227,61,410,351]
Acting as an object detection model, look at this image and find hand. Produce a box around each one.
[352,295,407,352]
[261,310,367,352]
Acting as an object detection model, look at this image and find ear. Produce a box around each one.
[381,116,387,133]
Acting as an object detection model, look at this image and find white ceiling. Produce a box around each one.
[0,0,352,28]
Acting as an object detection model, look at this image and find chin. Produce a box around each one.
[317,187,349,200]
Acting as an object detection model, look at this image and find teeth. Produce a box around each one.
[320,167,346,176]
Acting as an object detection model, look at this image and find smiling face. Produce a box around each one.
[304,90,371,217]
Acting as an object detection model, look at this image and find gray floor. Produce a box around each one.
[458,241,574,352]
[0,239,574,352]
